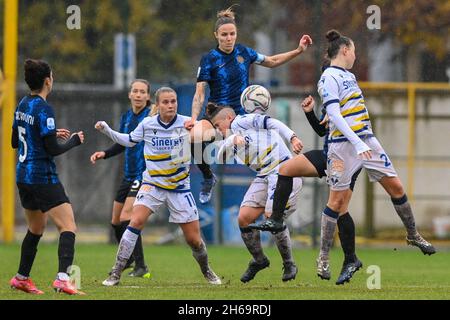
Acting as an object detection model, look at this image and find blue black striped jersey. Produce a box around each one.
[13,95,59,184]
[119,107,150,181]
[197,44,264,114]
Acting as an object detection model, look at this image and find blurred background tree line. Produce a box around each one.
[0,0,449,85]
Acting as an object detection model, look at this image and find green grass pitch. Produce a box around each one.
[1,243,449,300]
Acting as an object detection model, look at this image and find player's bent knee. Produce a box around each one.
[238,214,251,227]
[29,225,46,235]
[381,177,405,198]
[130,217,145,230]
[328,198,347,213]
[186,237,202,249]
[278,165,290,176]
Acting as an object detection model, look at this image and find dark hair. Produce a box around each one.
[24,59,51,91]
[325,29,352,60]
[206,102,221,119]
[130,79,150,94]
[215,6,237,32]
[321,56,331,72]
[205,102,232,120]
[130,79,151,106]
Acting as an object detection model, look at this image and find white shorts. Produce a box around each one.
[241,173,302,218]
[134,183,199,224]
[327,136,397,191]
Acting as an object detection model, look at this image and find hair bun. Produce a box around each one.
[206,102,220,117]
[326,29,341,42]
[217,6,236,20]
[25,59,36,67]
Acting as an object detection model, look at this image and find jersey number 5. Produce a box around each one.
[18,126,28,163]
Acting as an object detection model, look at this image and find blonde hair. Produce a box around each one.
[215,5,238,31]
[150,103,158,116]
[154,87,177,104]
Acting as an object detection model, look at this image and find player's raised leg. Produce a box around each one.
[379,176,435,255]
[249,155,317,232]
[189,120,218,204]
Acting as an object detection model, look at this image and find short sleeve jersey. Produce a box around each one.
[197,44,264,113]
[119,107,150,181]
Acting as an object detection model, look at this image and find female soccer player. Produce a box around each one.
[208,103,303,283]
[184,6,312,204]
[313,29,435,281]
[10,59,85,295]
[96,87,221,286]
[251,95,362,285]
[90,79,155,278]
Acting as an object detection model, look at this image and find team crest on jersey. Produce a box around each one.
[236,55,244,64]
[153,129,157,134]
[47,118,55,130]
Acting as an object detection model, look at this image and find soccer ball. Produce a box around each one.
[241,85,271,114]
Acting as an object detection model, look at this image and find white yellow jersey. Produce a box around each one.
[318,66,373,143]
[129,114,191,192]
[229,114,293,177]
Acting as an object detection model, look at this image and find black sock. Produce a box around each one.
[191,143,213,179]
[18,230,42,277]
[337,212,356,263]
[119,221,130,239]
[58,231,76,274]
[112,223,123,243]
[132,232,146,268]
[271,175,293,222]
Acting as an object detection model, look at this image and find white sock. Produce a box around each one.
[57,272,70,281]
[113,229,140,273]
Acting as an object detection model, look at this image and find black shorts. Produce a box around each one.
[349,168,362,192]
[303,150,327,178]
[303,150,361,191]
[17,183,70,213]
[114,179,142,203]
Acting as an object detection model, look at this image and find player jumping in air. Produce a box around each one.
[184,6,312,204]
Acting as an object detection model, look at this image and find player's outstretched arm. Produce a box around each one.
[261,35,312,68]
[95,121,137,147]
[43,131,84,157]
